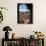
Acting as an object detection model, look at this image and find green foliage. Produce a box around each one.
[0,7,8,10]
[0,11,3,23]
[0,7,8,23]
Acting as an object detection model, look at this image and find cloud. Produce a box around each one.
[19,4,30,12]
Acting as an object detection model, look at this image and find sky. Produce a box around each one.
[19,4,30,12]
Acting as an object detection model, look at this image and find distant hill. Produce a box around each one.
[19,11,30,16]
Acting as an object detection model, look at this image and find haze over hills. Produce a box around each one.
[19,11,30,16]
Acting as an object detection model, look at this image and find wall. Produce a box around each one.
[0,0,46,46]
